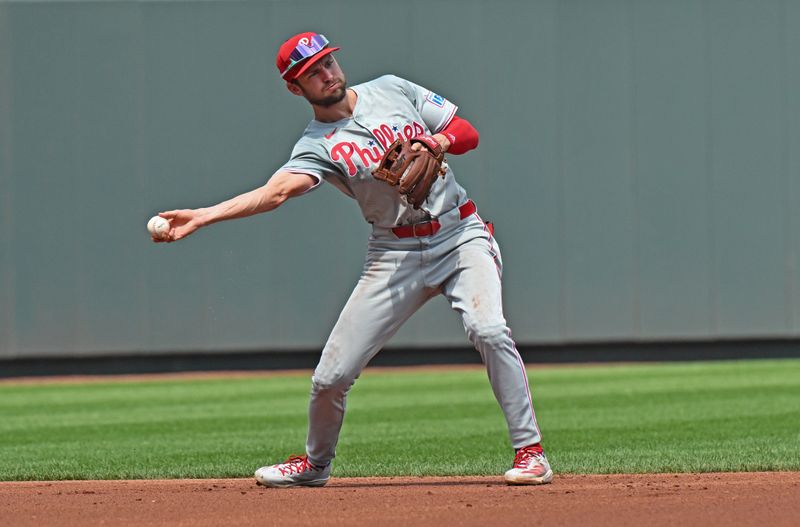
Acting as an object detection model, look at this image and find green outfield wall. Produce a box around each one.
[1,0,800,359]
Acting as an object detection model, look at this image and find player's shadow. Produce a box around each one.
[327,479,506,489]
[255,478,524,490]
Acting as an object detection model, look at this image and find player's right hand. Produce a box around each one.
[152,209,203,243]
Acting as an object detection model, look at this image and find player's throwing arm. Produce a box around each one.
[147,171,317,243]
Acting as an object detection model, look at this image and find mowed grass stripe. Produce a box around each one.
[0,359,798,480]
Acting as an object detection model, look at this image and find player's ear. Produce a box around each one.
[286,80,303,97]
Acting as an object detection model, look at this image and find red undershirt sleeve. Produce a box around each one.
[438,115,479,155]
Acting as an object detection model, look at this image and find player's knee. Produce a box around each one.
[311,369,357,392]
[466,321,510,348]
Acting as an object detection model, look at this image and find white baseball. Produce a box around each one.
[147,215,170,239]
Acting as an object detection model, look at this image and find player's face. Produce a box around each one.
[291,55,348,107]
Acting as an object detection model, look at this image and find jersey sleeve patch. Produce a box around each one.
[425,91,446,108]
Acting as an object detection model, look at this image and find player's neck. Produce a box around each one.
[312,89,357,123]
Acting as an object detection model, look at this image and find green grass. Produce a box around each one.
[1,359,799,480]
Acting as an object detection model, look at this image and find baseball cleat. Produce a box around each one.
[504,445,554,485]
[254,454,331,488]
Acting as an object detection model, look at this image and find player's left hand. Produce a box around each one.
[431,133,451,152]
[411,134,451,153]
[372,135,447,209]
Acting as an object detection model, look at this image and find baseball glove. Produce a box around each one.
[371,135,447,209]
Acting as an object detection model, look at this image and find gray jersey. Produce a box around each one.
[280,75,468,228]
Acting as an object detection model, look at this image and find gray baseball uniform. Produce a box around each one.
[281,75,542,466]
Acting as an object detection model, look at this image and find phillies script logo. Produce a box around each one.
[330,121,426,176]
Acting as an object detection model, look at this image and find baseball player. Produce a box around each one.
[154,32,552,487]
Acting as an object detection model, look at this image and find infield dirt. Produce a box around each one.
[2,472,798,527]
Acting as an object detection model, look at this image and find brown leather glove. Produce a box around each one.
[371,135,447,209]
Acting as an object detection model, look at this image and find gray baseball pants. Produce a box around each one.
[305,203,542,466]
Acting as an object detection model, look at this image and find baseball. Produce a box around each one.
[147,215,170,239]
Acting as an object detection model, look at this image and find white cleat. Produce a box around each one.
[504,445,554,485]
[255,455,331,488]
